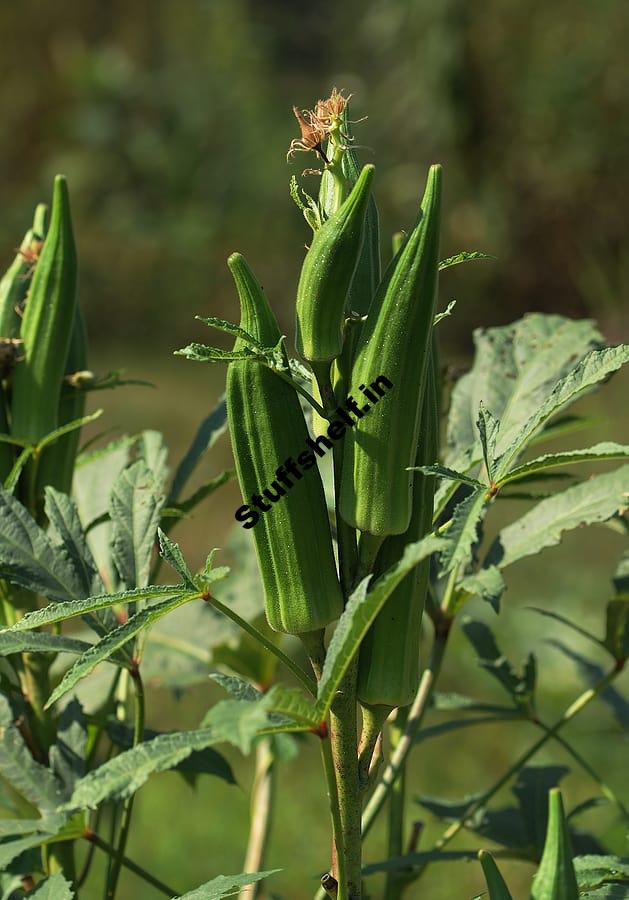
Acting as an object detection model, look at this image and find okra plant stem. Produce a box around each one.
[238,737,276,900]
[320,731,348,899]
[106,666,145,900]
[85,831,177,897]
[383,706,409,900]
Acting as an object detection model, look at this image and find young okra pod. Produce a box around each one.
[295,164,374,368]
[0,204,48,480]
[35,306,88,498]
[226,253,343,634]
[11,176,77,445]
[340,164,442,537]
[357,350,438,708]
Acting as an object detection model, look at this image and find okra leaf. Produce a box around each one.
[170,395,228,502]
[64,699,270,810]
[462,618,536,709]
[44,591,199,708]
[43,487,123,644]
[431,693,520,714]
[438,250,495,271]
[44,488,101,596]
[438,489,489,577]
[548,642,629,733]
[0,833,58,870]
[315,535,447,717]
[168,469,235,519]
[477,403,500,481]
[527,607,604,651]
[105,721,235,786]
[0,696,64,812]
[574,856,629,891]
[175,342,256,363]
[414,712,523,744]
[49,699,87,797]
[604,601,629,662]
[28,873,74,899]
[109,459,165,590]
[487,466,629,569]
[412,464,483,489]
[211,673,262,703]
[478,850,514,900]
[3,584,183,632]
[73,435,134,589]
[0,631,91,657]
[262,685,318,729]
[459,566,505,612]
[496,345,629,478]
[499,442,629,486]
[174,870,282,900]
[137,429,170,493]
[446,315,603,472]
[362,850,481,875]
[0,487,84,602]
[195,315,265,350]
[157,528,195,588]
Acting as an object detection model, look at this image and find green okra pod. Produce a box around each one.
[35,306,88,498]
[0,203,48,480]
[295,164,374,367]
[340,164,442,537]
[531,789,579,900]
[226,252,343,634]
[11,176,77,445]
[356,349,439,708]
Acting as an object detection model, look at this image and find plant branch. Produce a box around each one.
[383,706,409,900]
[238,737,276,899]
[86,830,177,897]
[205,594,316,696]
[361,617,451,841]
[106,665,145,899]
[419,663,625,878]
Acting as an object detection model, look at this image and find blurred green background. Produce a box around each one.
[1,2,628,898]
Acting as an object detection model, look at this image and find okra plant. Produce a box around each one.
[0,89,627,899]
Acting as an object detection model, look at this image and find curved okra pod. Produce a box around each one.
[227,253,343,634]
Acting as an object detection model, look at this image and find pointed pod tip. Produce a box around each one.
[227,251,244,270]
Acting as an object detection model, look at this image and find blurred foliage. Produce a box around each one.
[0,0,628,358]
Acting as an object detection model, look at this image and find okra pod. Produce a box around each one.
[11,176,77,445]
[340,164,442,537]
[227,253,343,634]
[357,349,439,708]
[295,164,374,366]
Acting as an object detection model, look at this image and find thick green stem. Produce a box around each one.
[105,666,145,900]
[239,738,276,900]
[361,618,451,841]
[320,732,347,898]
[330,660,362,899]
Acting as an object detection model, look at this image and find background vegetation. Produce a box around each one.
[1,2,627,897]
